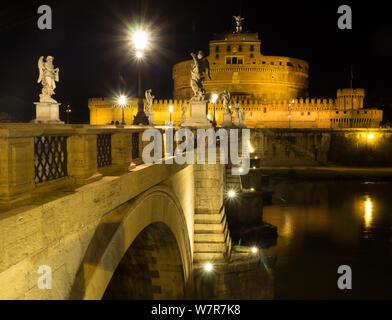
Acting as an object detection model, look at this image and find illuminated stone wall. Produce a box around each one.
[88,89,383,129]
[250,128,392,166]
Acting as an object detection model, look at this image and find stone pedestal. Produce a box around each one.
[148,113,154,125]
[181,100,211,128]
[234,115,247,128]
[221,112,233,128]
[32,102,63,124]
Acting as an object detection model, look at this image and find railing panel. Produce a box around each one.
[34,136,68,184]
[97,134,112,168]
[132,132,140,159]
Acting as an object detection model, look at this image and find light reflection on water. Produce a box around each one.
[261,179,392,299]
[364,196,373,229]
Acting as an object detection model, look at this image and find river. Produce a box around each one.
[258,178,392,299]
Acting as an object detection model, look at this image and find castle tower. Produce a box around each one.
[172,17,309,101]
[336,88,365,110]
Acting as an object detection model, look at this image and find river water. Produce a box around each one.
[259,178,392,299]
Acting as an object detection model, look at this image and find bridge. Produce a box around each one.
[0,123,258,300]
[3,123,387,299]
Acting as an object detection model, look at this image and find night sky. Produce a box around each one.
[1,0,391,123]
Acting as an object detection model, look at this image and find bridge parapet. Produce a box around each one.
[0,123,170,207]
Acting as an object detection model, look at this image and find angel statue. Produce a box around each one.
[233,16,245,33]
[234,101,246,127]
[37,56,59,103]
[145,89,155,125]
[145,89,154,114]
[221,90,231,114]
[190,51,211,101]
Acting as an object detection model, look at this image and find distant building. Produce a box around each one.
[89,18,382,128]
[173,31,309,101]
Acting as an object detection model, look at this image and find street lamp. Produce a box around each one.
[211,93,218,127]
[169,105,173,124]
[65,104,71,124]
[118,95,128,125]
[132,28,150,125]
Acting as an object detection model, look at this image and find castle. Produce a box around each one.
[89,18,382,128]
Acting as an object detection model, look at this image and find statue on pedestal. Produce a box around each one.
[220,90,233,128]
[33,56,63,123]
[37,56,59,103]
[190,51,211,101]
[222,90,231,115]
[181,50,212,128]
[234,102,247,128]
[145,89,155,125]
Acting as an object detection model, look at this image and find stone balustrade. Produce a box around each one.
[0,123,170,207]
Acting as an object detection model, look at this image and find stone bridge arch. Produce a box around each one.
[68,184,193,300]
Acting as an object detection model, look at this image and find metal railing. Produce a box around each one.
[34,136,68,184]
[97,134,112,168]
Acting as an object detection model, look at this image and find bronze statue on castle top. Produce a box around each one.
[233,16,245,33]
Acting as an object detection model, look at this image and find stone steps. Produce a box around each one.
[193,252,226,262]
[194,232,226,243]
[193,213,231,264]
[194,213,224,224]
[194,215,227,233]
[194,242,227,252]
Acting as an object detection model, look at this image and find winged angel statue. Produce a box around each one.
[190,51,211,101]
[37,56,59,103]
[233,16,245,33]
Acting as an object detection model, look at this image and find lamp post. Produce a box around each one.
[132,29,150,125]
[169,105,173,124]
[66,104,71,124]
[211,93,218,128]
[117,95,128,125]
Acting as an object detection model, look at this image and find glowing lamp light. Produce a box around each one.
[135,51,143,59]
[133,30,148,50]
[207,114,211,119]
[251,247,258,254]
[211,93,219,104]
[228,190,236,198]
[118,95,127,106]
[169,105,174,113]
[250,188,255,192]
[204,263,213,272]
[368,133,374,140]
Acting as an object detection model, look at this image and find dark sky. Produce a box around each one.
[1,0,392,123]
